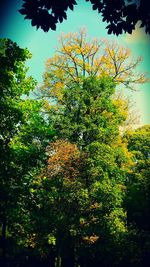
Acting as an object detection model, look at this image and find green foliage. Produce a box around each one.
[26,76,133,267]
[1,37,149,267]
[125,125,150,230]
[0,39,54,261]
[119,125,150,267]
[0,38,35,226]
[49,76,126,148]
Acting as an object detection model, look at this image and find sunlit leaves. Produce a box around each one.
[42,29,148,103]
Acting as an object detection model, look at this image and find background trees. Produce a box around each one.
[122,125,150,267]
[0,33,149,267]
[126,125,150,230]
[0,38,35,259]
[0,38,54,264]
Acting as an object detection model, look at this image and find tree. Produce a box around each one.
[0,38,35,258]
[122,125,150,267]
[19,0,150,35]
[125,125,150,230]
[29,77,133,267]
[30,33,147,265]
[0,38,54,263]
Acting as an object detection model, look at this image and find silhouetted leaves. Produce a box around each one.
[19,0,150,35]
[19,0,77,32]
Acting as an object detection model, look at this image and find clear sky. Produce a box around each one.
[0,0,150,125]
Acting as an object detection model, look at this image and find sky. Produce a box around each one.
[0,0,150,125]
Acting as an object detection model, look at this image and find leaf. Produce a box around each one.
[50,23,56,31]
[93,4,98,10]
[69,3,74,11]
[31,19,37,26]
[19,8,26,15]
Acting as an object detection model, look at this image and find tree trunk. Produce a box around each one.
[55,254,61,267]
[1,218,7,258]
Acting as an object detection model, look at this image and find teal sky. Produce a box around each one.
[1,0,150,125]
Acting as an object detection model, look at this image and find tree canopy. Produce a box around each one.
[0,36,150,267]
[19,0,150,35]
[41,29,147,102]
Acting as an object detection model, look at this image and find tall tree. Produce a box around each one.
[29,77,133,267]
[30,33,148,265]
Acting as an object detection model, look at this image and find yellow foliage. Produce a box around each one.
[82,235,99,244]
[41,29,149,108]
